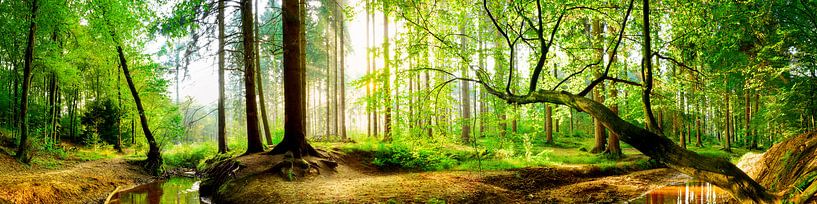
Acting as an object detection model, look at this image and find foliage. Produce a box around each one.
[163,142,218,169]
[80,99,123,147]
[370,143,459,171]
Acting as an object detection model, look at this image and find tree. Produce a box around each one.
[589,18,606,154]
[116,41,162,176]
[217,0,228,154]
[15,0,38,163]
[255,0,273,147]
[459,15,471,144]
[338,0,347,141]
[382,1,392,141]
[640,0,661,134]
[268,0,320,158]
[240,0,264,154]
[545,104,553,144]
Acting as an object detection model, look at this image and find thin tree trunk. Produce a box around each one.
[255,0,272,147]
[382,3,392,141]
[117,44,162,174]
[725,89,732,152]
[338,0,347,140]
[217,0,228,153]
[545,104,553,144]
[459,20,471,144]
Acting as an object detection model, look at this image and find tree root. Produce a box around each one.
[270,151,337,181]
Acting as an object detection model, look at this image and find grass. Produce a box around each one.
[338,132,653,172]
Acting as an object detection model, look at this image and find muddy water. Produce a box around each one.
[109,177,204,204]
[631,181,734,204]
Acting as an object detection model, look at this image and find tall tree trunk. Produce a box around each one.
[641,0,661,134]
[240,0,264,154]
[329,5,337,139]
[269,0,320,158]
[459,19,471,144]
[217,0,228,154]
[365,0,371,139]
[15,0,38,163]
[382,4,392,141]
[255,0,273,147]
[589,18,606,154]
[325,38,331,140]
[338,0,347,141]
[371,1,378,139]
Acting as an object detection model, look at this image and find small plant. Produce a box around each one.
[286,168,296,181]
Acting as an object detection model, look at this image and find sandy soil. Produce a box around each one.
[212,150,683,203]
[0,154,153,204]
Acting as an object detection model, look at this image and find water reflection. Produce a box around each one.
[632,181,733,204]
[109,177,201,204]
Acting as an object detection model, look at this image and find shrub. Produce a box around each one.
[164,142,217,169]
[371,144,458,171]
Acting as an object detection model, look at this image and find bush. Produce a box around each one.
[371,143,458,171]
[164,142,217,169]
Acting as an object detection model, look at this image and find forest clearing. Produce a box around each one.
[1,0,816,203]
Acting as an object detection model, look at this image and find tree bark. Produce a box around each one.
[217,0,228,154]
[240,0,264,154]
[15,0,37,163]
[269,0,320,158]
[607,83,621,157]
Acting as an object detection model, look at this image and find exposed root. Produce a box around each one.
[270,151,338,180]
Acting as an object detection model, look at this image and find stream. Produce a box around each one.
[108,177,205,204]
[631,181,732,203]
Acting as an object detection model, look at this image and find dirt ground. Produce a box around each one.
[0,153,153,204]
[212,150,684,203]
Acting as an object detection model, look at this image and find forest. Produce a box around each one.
[0,0,816,203]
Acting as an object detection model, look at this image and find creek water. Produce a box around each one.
[631,181,734,204]
[108,177,205,204]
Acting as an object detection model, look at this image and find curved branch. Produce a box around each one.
[552,60,601,91]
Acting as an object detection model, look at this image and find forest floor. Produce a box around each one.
[0,153,153,204]
[213,148,688,203]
